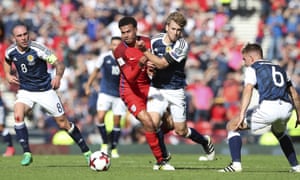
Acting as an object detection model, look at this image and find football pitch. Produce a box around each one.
[0,154,299,180]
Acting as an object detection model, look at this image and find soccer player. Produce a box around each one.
[218,43,300,172]
[3,22,92,166]
[113,16,174,170]
[0,92,15,156]
[137,11,215,161]
[85,36,126,158]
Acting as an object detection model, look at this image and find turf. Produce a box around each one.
[0,154,299,180]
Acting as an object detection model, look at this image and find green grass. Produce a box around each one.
[0,154,299,180]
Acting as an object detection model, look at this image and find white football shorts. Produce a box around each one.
[147,87,186,123]
[97,93,126,116]
[15,89,65,117]
[245,99,293,135]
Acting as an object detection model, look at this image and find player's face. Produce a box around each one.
[12,25,30,51]
[165,20,183,43]
[119,24,137,46]
[110,39,122,51]
[242,52,255,67]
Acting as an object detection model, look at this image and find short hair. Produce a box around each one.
[118,16,137,28]
[11,21,29,32]
[111,36,121,41]
[165,11,187,28]
[241,43,263,58]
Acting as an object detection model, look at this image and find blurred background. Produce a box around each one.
[1,0,300,154]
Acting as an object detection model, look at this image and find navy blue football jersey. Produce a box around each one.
[97,51,120,97]
[245,60,291,103]
[150,33,188,89]
[5,41,54,91]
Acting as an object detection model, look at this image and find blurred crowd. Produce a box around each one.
[0,0,300,146]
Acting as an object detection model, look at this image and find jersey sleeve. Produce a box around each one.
[164,38,188,65]
[244,67,257,86]
[96,52,108,69]
[31,41,58,64]
[113,44,144,83]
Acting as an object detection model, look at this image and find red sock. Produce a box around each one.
[144,131,163,163]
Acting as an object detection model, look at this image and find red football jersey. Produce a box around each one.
[113,36,151,116]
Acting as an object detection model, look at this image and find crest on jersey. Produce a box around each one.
[165,46,172,53]
[130,105,137,113]
[27,55,35,65]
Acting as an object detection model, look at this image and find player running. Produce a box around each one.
[85,36,126,158]
[113,16,174,170]
[4,22,91,166]
[137,11,215,161]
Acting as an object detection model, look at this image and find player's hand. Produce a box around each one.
[139,56,148,68]
[51,76,61,90]
[136,40,147,52]
[6,74,20,85]
[146,61,156,77]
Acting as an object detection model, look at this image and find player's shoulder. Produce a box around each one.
[5,43,17,55]
[151,33,164,41]
[30,41,48,51]
[114,42,126,58]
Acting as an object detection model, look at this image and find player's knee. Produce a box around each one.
[174,128,187,137]
[55,116,69,129]
[271,129,285,139]
[14,115,23,122]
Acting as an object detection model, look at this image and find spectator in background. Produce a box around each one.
[186,73,214,122]
[265,9,285,61]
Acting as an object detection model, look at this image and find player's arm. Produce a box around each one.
[3,58,19,85]
[51,60,65,90]
[85,68,99,96]
[239,84,253,120]
[35,41,64,90]
[113,49,144,83]
[141,39,188,69]
[234,67,256,130]
[287,83,300,127]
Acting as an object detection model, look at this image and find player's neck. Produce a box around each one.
[16,46,29,53]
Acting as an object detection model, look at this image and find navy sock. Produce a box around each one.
[278,134,298,166]
[157,129,168,158]
[3,132,13,147]
[68,123,89,153]
[188,128,208,145]
[229,135,242,162]
[14,123,30,153]
[111,128,121,149]
[97,124,108,144]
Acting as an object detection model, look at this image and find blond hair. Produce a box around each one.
[165,11,187,28]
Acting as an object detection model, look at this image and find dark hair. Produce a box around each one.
[111,36,122,41]
[118,16,137,28]
[242,43,263,58]
[11,21,29,34]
